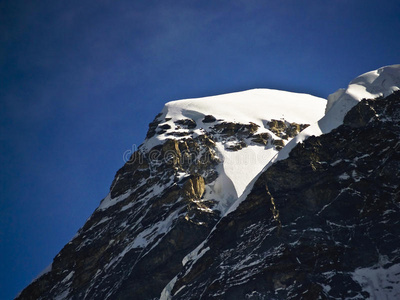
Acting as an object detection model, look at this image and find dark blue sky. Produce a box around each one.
[1,0,400,298]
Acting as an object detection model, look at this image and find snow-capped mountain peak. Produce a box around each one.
[103,88,326,214]
[17,65,400,300]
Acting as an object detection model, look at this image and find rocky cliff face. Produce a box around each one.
[164,91,400,300]
[16,89,325,300]
[17,128,221,300]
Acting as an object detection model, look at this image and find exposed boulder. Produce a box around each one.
[146,112,163,139]
[211,122,259,137]
[251,132,271,145]
[272,138,285,150]
[202,115,217,123]
[182,175,205,200]
[268,119,310,139]
[175,118,197,129]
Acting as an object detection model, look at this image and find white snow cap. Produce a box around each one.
[164,88,325,126]
[145,89,326,212]
[144,88,327,150]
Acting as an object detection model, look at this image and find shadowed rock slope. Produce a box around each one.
[166,92,400,300]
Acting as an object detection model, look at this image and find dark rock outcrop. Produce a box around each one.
[175,119,197,129]
[146,113,163,139]
[268,119,310,140]
[251,132,271,145]
[211,122,260,137]
[202,115,217,123]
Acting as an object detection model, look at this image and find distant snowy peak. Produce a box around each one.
[326,64,400,114]
[272,65,400,164]
[321,64,400,134]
